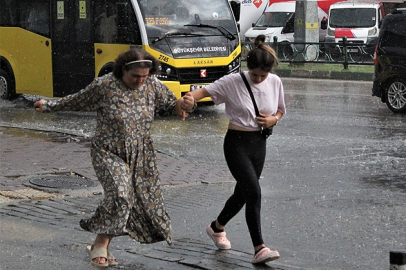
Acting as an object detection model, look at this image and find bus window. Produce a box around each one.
[20,0,50,36]
[116,1,141,44]
[94,0,141,44]
[94,0,117,43]
[0,0,15,26]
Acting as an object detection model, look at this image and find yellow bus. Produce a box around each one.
[0,0,241,102]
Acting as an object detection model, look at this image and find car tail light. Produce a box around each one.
[373,44,378,65]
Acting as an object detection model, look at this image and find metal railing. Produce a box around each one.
[241,37,375,69]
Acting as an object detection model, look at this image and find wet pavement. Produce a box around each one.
[0,127,284,270]
[1,77,406,269]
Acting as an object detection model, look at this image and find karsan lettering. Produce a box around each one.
[193,60,214,65]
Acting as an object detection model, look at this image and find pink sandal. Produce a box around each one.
[206,225,231,249]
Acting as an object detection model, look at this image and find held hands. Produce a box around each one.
[179,93,196,120]
[256,113,278,128]
[34,99,46,112]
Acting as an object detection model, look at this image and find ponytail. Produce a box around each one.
[247,35,279,72]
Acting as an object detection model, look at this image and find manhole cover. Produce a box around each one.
[29,176,97,189]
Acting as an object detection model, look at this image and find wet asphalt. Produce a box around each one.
[1,72,406,270]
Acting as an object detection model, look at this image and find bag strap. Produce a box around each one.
[240,72,260,117]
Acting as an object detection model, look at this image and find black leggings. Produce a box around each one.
[217,129,266,247]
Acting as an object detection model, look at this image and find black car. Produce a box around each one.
[372,8,406,113]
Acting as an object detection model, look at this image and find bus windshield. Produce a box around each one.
[138,0,236,38]
[254,12,293,28]
[329,8,377,28]
[137,0,238,59]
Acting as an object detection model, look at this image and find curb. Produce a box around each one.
[276,69,373,81]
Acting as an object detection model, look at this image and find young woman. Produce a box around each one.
[183,34,286,264]
[34,48,195,267]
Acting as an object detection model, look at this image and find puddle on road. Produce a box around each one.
[0,126,90,144]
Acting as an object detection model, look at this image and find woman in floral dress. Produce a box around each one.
[34,48,196,267]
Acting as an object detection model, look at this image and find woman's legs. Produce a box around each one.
[216,130,266,248]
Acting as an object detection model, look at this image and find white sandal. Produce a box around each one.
[87,245,108,267]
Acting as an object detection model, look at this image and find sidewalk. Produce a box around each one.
[0,127,291,270]
[0,127,233,201]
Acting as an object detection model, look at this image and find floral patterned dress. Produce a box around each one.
[42,73,175,244]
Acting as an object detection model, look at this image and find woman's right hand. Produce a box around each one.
[34,99,46,112]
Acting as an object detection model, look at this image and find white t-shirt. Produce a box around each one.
[205,71,286,131]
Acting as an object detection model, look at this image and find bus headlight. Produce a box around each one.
[226,58,240,74]
[328,28,335,37]
[157,63,178,81]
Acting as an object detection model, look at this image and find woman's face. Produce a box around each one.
[122,67,150,89]
[248,68,269,84]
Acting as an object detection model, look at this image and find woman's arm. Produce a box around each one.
[185,87,211,101]
[174,88,211,119]
[33,78,103,113]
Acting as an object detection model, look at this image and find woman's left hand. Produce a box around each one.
[256,113,278,128]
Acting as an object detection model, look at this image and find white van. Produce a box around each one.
[243,0,343,43]
[325,2,383,45]
[229,0,270,41]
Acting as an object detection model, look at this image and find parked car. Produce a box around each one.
[372,8,406,113]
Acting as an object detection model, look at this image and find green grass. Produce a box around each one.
[241,61,374,73]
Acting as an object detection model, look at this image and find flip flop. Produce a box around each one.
[86,245,108,268]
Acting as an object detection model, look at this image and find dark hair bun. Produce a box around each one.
[254,34,266,48]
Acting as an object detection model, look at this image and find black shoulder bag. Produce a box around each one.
[240,72,273,139]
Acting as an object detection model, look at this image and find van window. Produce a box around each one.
[330,8,377,28]
[255,12,293,28]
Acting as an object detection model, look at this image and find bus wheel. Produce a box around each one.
[0,69,14,100]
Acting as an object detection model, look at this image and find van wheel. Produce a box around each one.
[385,79,406,113]
[0,69,14,100]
